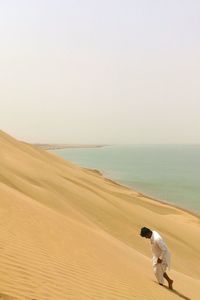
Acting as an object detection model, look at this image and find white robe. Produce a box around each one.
[150,231,171,284]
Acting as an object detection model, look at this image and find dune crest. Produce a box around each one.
[0,130,199,300]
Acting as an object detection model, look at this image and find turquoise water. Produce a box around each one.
[51,145,200,214]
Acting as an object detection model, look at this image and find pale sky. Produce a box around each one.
[1,0,200,144]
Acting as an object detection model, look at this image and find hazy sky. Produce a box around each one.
[1,0,200,144]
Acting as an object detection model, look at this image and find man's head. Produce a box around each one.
[140,227,152,239]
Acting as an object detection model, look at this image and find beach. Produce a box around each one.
[0,130,200,300]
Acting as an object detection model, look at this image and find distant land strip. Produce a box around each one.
[33,143,108,150]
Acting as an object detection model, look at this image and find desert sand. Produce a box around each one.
[0,130,199,300]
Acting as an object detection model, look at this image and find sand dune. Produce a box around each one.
[0,130,199,300]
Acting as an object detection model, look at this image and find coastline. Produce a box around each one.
[48,145,200,218]
[31,142,198,217]
[82,166,200,219]
[33,143,107,150]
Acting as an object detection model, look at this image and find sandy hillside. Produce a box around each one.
[0,130,199,300]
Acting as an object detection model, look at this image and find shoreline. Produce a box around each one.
[46,145,200,218]
[84,167,200,219]
[48,147,200,219]
[33,143,108,150]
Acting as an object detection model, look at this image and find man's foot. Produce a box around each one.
[168,279,173,290]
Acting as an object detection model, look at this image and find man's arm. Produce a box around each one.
[156,238,168,263]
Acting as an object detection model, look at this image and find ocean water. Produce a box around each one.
[51,145,200,214]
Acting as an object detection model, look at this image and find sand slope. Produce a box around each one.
[0,130,199,300]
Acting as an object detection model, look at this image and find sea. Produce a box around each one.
[51,145,200,215]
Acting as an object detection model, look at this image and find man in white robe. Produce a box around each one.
[140,227,173,289]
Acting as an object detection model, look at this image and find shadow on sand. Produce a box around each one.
[153,281,191,300]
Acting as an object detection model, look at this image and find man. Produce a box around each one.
[140,227,173,289]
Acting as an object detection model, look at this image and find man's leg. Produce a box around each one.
[153,264,164,285]
[163,272,173,290]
